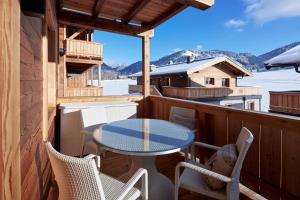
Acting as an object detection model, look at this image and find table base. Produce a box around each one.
[120,156,174,200]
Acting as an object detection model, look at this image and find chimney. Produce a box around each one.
[168,60,173,65]
[150,64,157,72]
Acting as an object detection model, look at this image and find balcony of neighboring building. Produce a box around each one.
[269,91,300,116]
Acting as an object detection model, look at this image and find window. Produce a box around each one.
[222,78,230,87]
[205,77,215,85]
[248,101,255,110]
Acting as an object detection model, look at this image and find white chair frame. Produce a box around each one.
[175,127,254,200]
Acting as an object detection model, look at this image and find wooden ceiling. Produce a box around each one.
[58,0,214,36]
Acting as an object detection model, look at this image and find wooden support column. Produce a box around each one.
[142,35,151,117]
[0,0,21,199]
[42,21,49,140]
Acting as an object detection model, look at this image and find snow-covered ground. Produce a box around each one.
[101,79,137,96]
[238,69,300,111]
[98,69,300,112]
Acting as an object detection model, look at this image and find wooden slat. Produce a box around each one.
[0,0,21,199]
[93,0,106,17]
[176,0,214,10]
[123,0,151,24]
[58,9,151,37]
[146,3,187,28]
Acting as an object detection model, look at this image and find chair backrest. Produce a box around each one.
[231,127,254,179]
[169,106,197,130]
[80,107,108,128]
[45,142,105,200]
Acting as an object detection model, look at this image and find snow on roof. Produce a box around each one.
[265,45,300,67]
[129,56,251,77]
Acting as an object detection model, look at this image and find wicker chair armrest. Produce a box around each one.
[112,168,148,200]
[176,161,232,183]
[84,154,100,171]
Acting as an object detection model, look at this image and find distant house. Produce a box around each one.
[265,45,300,116]
[129,56,262,111]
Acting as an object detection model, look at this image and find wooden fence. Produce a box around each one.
[270,91,300,115]
[149,95,300,199]
[162,86,261,99]
[65,39,103,60]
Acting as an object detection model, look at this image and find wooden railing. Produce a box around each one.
[129,85,162,96]
[162,86,261,99]
[149,95,300,199]
[270,91,300,115]
[65,39,103,60]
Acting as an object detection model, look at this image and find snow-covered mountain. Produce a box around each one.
[101,41,300,77]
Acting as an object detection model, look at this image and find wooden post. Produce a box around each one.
[142,35,150,117]
[98,65,101,86]
[42,21,49,140]
[0,0,21,199]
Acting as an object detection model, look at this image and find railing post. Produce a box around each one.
[141,30,154,117]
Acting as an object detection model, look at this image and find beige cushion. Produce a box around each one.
[205,144,238,190]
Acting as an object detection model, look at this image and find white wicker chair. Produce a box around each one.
[175,127,253,200]
[80,107,108,157]
[46,142,148,200]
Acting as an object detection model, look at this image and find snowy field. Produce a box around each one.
[98,69,300,112]
[101,79,137,96]
[238,69,300,111]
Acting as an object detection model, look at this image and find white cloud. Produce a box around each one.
[244,0,300,23]
[225,19,248,28]
[196,44,203,50]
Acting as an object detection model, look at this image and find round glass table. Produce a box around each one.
[93,118,195,200]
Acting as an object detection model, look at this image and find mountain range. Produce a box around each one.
[101,41,300,79]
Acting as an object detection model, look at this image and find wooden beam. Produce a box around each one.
[176,0,214,10]
[42,21,49,140]
[68,28,85,39]
[0,0,21,199]
[93,0,105,17]
[66,57,102,65]
[142,35,150,117]
[146,3,187,28]
[58,9,151,37]
[123,0,151,24]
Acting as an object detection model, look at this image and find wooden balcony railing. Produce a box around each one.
[148,95,300,199]
[65,39,103,60]
[129,85,162,96]
[270,91,300,115]
[162,86,261,99]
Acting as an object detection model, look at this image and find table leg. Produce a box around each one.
[120,156,174,200]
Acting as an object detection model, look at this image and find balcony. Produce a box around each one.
[51,95,300,200]
[162,86,261,99]
[65,39,103,73]
[269,91,300,115]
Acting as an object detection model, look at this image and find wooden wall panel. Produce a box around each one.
[0,0,21,199]
[20,11,56,200]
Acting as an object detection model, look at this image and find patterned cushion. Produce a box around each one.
[205,144,238,190]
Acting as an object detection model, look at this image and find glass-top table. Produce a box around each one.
[93,118,195,200]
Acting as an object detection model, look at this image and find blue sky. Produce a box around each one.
[94,0,300,65]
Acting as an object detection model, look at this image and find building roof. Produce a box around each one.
[58,0,214,36]
[130,56,252,77]
[265,45,300,68]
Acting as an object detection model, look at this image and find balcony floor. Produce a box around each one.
[47,151,272,200]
